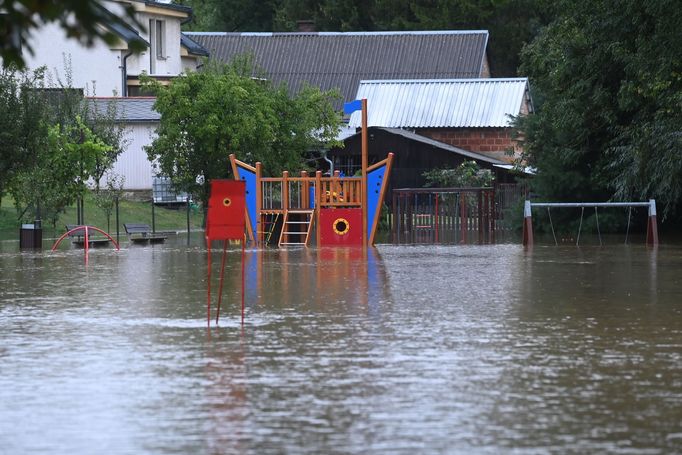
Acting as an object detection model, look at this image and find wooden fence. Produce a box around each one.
[391,188,497,244]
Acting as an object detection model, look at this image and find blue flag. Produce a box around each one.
[343,99,362,115]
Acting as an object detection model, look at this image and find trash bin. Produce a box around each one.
[19,222,43,249]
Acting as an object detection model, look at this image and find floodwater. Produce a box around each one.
[1,237,681,454]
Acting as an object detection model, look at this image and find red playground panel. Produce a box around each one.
[319,208,363,246]
[206,180,246,240]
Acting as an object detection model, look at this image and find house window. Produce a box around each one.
[149,19,166,73]
[155,20,165,59]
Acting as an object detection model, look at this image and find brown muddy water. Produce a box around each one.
[1,237,681,454]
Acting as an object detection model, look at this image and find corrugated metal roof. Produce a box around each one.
[87,97,160,122]
[345,127,507,165]
[348,78,530,128]
[186,31,489,105]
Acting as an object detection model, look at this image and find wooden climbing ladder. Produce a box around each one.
[279,209,315,246]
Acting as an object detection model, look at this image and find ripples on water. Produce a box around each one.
[1,240,681,454]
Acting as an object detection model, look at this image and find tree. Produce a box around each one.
[144,58,342,208]
[94,172,124,232]
[1,0,144,68]
[422,161,494,188]
[10,117,113,225]
[0,66,50,202]
[515,0,682,218]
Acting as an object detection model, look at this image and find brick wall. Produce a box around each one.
[417,128,519,163]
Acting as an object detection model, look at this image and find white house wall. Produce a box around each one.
[127,13,184,77]
[21,22,124,96]
[181,56,200,73]
[105,122,158,190]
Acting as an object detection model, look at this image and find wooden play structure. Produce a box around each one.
[229,99,394,248]
[230,154,393,247]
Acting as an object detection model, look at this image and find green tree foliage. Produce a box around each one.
[0,0,144,68]
[0,66,49,199]
[516,0,682,218]
[1,64,125,223]
[144,58,342,207]
[11,117,113,225]
[422,161,494,187]
[93,172,124,232]
[179,0,554,76]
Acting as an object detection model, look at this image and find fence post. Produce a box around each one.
[115,196,120,243]
[522,200,533,246]
[489,190,495,243]
[459,192,467,244]
[646,199,658,246]
[392,191,398,244]
[186,195,191,246]
[477,190,484,243]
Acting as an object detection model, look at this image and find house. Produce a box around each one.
[192,30,532,186]
[186,30,491,106]
[87,97,160,190]
[332,126,511,190]
[346,78,533,164]
[11,0,208,193]
[20,0,207,96]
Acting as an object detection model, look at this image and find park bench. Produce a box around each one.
[123,223,167,244]
[65,225,112,248]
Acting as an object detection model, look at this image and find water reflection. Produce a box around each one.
[1,239,681,453]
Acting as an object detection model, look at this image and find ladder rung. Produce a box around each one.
[285,221,310,224]
[281,242,306,245]
[282,231,307,235]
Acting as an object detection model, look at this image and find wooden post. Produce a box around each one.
[489,190,496,244]
[646,199,658,246]
[392,191,398,244]
[361,98,368,246]
[458,192,466,244]
[301,171,309,208]
[316,170,322,247]
[282,170,289,245]
[333,170,340,205]
[477,190,483,243]
[282,170,289,212]
[522,200,533,246]
[255,162,262,245]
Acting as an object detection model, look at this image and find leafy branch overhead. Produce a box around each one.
[0,0,145,68]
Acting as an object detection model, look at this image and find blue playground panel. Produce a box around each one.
[367,164,387,240]
[238,168,258,237]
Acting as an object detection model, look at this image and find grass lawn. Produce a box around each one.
[0,193,204,241]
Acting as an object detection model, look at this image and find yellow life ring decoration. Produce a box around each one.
[333,218,350,235]
[223,197,232,206]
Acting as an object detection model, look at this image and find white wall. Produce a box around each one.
[104,122,158,190]
[22,22,124,96]
[125,13,185,77]
[181,56,200,73]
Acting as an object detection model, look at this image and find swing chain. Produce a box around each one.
[576,207,585,246]
[547,207,558,246]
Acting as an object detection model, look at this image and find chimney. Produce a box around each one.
[296,20,316,32]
